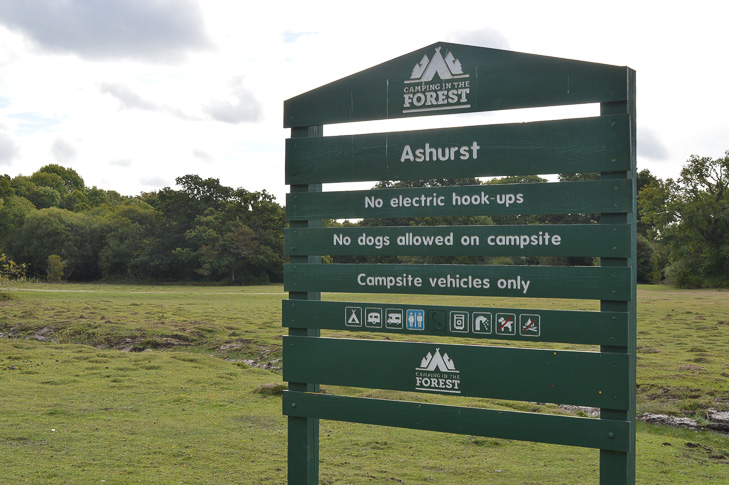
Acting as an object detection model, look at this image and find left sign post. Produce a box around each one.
[286,125,322,483]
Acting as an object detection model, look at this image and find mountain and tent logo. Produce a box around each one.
[415,347,461,394]
[406,47,469,84]
[417,348,459,373]
[402,46,471,114]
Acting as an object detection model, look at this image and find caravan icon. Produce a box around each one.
[365,308,382,328]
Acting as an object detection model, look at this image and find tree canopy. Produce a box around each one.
[0,167,284,284]
[639,151,729,287]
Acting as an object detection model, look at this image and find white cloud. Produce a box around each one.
[7,112,63,134]
[283,30,317,44]
[0,0,213,62]
[448,28,510,50]
[638,127,670,161]
[100,83,158,111]
[109,159,132,168]
[0,131,20,164]
[193,148,214,164]
[51,138,77,164]
[203,77,263,124]
[140,176,169,187]
[99,82,201,121]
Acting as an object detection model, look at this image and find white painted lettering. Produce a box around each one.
[399,142,481,163]
[365,196,383,208]
[400,145,414,162]
[333,234,351,246]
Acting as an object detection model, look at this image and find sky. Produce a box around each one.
[0,0,727,204]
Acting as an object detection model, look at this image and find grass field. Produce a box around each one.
[1,282,728,483]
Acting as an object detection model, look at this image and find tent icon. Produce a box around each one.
[345,307,362,327]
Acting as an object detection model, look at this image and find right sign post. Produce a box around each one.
[283,42,636,484]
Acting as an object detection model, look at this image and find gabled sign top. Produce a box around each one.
[284,42,632,128]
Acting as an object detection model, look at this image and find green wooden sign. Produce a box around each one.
[285,224,631,257]
[281,300,629,346]
[284,393,631,452]
[283,42,636,484]
[286,179,632,220]
[286,114,629,184]
[285,263,631,300]
[284,336,629,408]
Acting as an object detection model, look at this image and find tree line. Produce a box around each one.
[1,150,727,287]
[0,166,284,284]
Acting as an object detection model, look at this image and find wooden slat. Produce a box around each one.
[285,224,630,258]
[283,392,631,452]
[286,115,629,184]
[281,300,628,346]
[284,263,632,301]
[285,179,632,221]
[284,42,629,127]
[283,336,630,409]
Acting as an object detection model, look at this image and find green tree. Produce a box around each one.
[141,177,285,282]
[98,200,158,279]
[85,186,124,208]
[47,254,66,282]
[0,174,15,200]
[37,164,85,192]
[634,169,665,282]
[183,188,284,283]
[139,175,234,280]
[0,253,27,281]
[0,195,36,257]
[30,171,66,193]
[18,208,107,280]
[636,169,660,237]
[29,185,62,209]
[640,151,729,287]
[185,221,258,283]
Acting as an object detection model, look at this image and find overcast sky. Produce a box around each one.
[0,0,727,203]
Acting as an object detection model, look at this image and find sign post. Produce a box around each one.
[283,42,636,484]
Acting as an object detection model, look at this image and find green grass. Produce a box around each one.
[0,283,286,368]
[1,282,729,483]
[0,340,287,484]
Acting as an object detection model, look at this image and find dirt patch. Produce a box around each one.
[639,413,702,429]
[227,358,281,371]
[253,382,287,396]
[33,326,57,342]
[218,338,252,352]
[639,410,729,433]
[706,409,729,432]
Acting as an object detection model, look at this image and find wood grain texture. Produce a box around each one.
[285,224,631,257]
[286,115,629,184]
[283,336,630,409]
[286,179,632,221]
[283,392,631,452]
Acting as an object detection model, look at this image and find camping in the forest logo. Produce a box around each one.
[403,46,471,114]
[415,348,461,393]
